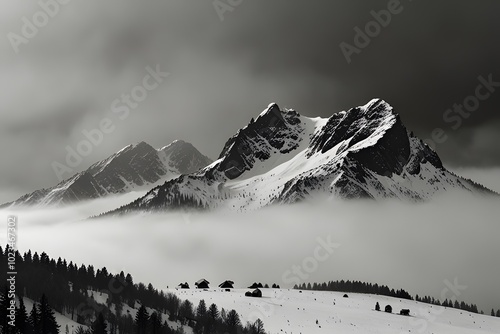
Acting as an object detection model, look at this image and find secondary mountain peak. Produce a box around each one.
[159,139,213,175]
[3,140,212,208]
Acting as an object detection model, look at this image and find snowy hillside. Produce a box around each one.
[20,288,500,334]
[108,99,495,215]
[19,291,194,334]
[2,140,212,208]
[21,296,89,334]
[170,288,500,334]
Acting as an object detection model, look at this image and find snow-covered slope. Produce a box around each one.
[2,140,212,208]
[21,296,88,333]
[108,99,495,215]
[20,292,193,334]
[170,288,500,334]
[21,288,500,334]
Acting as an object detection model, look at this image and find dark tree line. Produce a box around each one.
[295,280,413,300]
[0,245,266,334]
[415,295,481,314]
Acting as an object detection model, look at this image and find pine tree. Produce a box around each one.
[194,300,207,334]
[252,318,266,334]
[497,309,500,317]
[196,299,207,319]
[207,303,220,334]
[135,305,149,334]
[16,297,31,334]
[149,312,162,334]
[225,309,241,333]
[179,300,194,324]
[91,312,107,334]
[39,294,60,334]
[492,309,495,316]
[29,303,41,334]
[375,302,380,311]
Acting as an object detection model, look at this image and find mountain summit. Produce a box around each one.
[3,140,212,207]
[107,99,494,215]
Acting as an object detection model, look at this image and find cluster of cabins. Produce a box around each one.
[177,279,281,298]
[177,279,232,290]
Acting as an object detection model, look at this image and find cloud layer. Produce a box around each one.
[1,191,499,312]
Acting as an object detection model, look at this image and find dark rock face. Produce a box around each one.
[348,116,410,177]
[217,103,304,179]
[309,107,363,155]
[309,99,411,177]
[309,100,393,154]
[406,135,444,173]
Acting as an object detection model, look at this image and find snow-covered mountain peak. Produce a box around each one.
[106,99,495,216]
[211,102,306,180]
[307,99,406,172]
[2,140,212,207]
[257,102,281,118]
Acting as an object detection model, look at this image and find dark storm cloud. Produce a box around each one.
[0,0,499,199]
[4,101,92,137]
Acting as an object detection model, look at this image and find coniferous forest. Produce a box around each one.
[0,245,266,334]
[1,244,499,333]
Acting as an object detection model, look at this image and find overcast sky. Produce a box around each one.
[0,0,499,201]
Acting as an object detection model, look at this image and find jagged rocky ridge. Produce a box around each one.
[105,99,495,215]
[2,140,212,207]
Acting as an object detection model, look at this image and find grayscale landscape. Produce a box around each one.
[0,1,499,333]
